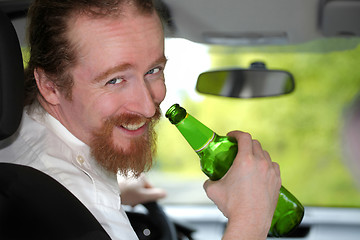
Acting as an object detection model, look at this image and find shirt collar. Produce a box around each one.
[27,105,118,186]
[27,105,89,153]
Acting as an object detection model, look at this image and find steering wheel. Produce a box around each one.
[126,201,177,240]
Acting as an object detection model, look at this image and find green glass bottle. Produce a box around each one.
[165,103,304,237]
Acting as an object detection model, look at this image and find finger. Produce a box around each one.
[142,178,153,189]
[252,139,264,158]
[263,150,280,177]
[272,162,281,178]
[267,161,282,191]
[263,150,271,162]
[227,131,253,155]
[141,188,167,203]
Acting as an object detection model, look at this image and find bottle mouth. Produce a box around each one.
[165,103,187,124]
[165,104,179,119]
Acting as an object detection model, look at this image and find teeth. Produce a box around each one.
[122,121,146,130]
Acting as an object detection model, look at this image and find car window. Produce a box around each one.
[149,38,360,207]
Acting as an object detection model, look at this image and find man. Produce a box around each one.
[1,0,281,239]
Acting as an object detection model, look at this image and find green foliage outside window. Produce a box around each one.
[156,41,360,207]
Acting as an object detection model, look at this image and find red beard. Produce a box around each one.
[89,107,161,177]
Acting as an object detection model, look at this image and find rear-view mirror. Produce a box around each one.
[196,62,295,98]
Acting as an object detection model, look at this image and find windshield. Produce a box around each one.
[149,38,360,207]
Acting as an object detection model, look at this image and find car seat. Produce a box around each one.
[0,8,110,240]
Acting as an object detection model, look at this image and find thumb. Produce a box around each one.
[203,179,218,201]
[203,179,211,191]
[140,187,167,203]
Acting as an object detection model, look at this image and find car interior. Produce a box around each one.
[1,0,360,240]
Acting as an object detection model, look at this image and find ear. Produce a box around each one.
[34,68,61,105]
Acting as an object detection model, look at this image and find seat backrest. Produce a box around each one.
[0,162,112,240]
[0,9,24,140]
[0,8,111,239]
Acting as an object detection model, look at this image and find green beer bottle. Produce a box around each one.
[165,103,304,237]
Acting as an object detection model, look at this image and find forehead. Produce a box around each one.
[67,5,164,66]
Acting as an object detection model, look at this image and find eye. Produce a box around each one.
[146,67,161,75]
[106,77,123,85]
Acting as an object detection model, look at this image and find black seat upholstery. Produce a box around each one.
[0,8,110,240]
[0,163,111,240]
[0,8,23,139]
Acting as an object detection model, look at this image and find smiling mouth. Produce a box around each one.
[121,121,146,131]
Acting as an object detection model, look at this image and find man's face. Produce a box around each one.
[56,7,166,174]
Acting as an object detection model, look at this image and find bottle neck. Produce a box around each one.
[175,113,215,152]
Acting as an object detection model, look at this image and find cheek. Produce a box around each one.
[151,80,166,103]
[92,95,121,119]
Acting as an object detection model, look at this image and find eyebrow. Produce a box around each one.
[93,63,132,83]
[93,55,168,83]
[152,55,168,70]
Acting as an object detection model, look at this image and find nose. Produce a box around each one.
[126,78,164,118]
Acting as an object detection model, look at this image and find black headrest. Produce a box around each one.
[0,10,24,140]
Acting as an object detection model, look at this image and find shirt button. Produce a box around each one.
[76,155,85,164]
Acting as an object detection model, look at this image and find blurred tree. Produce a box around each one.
[156,41,360,207]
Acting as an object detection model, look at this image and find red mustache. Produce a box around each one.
[104,107,161,130]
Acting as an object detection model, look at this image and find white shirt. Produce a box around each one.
[0,108,139,240]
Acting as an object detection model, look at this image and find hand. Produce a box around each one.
[118,174,166,207]
[203,131,281,240]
